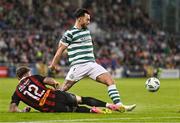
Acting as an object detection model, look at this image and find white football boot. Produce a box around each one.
[121,104,136,112]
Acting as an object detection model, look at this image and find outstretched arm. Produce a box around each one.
[43,77,61,90]
[9,103,31,112]
[49,43,67,70]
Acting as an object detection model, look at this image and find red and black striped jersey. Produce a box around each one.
[11,75,56,112]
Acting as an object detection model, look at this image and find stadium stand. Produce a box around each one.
[0,0,179,77]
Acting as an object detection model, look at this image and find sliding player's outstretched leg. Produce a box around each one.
[75,106,111,114]
[80,97,124,112]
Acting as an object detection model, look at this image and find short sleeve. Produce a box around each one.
[11,92,21,106]
[59,31,72,46]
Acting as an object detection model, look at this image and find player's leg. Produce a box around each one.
[61,63,89,91]
[75,106,109,113]
[61,66,77,91]
[78,96,106,107]
[96,72,122,105]
[89,63,136,111]
[60,92,111,113]
[76,95,124,112]
[88,63,122,105]
[60,80,76,91]
[96,72,136,111]
[74,106,90,113]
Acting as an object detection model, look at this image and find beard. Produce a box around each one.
[81,23,88,29]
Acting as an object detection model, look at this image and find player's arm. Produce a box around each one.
[9,103,31,112]
[43,77,61,90]
[49,43,67,70]
[49,31,72,70]
[9,92,31,112]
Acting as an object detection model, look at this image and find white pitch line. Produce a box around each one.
[2,117,180,123]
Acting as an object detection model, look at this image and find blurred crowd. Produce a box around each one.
[0,0,179,76]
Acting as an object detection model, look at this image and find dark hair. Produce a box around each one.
[16,66,30,78]
[74,8,90,19]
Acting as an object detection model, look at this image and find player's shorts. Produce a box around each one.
[53,90,78,112]
[65,62,108,81]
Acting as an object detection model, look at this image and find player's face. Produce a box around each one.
[81,13,90,28]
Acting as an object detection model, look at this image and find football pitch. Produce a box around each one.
[0,78,180,122]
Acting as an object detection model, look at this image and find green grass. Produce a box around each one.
[0,78,180,122]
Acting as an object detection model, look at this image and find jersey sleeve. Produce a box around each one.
[11,92,21,106]
[59,30,73,46]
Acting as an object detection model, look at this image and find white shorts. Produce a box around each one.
[65,62,108,81]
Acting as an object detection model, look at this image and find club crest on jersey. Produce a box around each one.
[69,74,74,79]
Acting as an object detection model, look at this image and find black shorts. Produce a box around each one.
[53,90,78,112]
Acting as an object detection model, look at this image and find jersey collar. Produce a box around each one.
[73,26,87,31]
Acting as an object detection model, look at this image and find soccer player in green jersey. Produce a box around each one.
[49,8,136,111]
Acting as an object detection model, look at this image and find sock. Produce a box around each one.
[106,103,111,107]
[81,97,106,107]
[108,84,122,105]
[75,106,91,113]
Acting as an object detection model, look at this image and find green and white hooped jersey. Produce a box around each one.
[59,27,95,66]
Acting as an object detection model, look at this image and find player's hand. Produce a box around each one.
[22,106,31,112]
[49,64,61,72]
[48,64,57,71]
[54,83,61,90]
